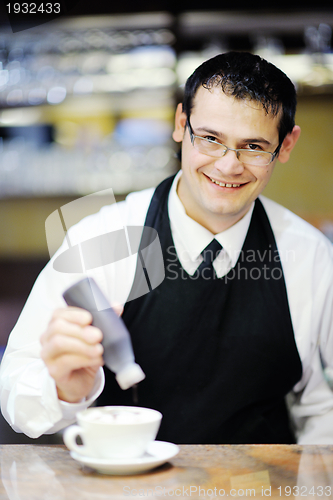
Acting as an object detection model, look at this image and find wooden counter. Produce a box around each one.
[0,444,332,499]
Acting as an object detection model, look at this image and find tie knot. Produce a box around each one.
[200,239,222,267]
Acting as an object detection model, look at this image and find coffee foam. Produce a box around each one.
[83,408,150,425]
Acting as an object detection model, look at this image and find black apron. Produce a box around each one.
[97,175,302,444]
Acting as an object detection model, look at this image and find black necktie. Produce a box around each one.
[197,239,222,278]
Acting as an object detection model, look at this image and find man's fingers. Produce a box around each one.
[41,317,102,346]
[41,331,103,360]
[46,354,104,381]
[51,307,93,326]
[40,306,106,403]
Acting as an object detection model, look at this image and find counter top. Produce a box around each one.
[1,444,333,499]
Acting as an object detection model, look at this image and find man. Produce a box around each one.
[1,52,333,443]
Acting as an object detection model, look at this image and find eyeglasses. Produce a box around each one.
[186,118,281,167]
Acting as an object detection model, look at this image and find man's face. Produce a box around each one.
[173,86,283,233]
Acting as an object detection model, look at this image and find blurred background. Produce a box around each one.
[0,0,332,442]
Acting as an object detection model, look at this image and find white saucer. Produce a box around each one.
[70,441,179,475]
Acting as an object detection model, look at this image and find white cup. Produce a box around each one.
[63,406,162,459]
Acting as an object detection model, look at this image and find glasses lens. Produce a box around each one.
[194,137,226,157]
[238,150,271,166]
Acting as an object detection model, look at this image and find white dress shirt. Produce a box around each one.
[1,172,333,443]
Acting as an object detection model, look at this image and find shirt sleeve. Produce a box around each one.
[0,268,83,437]
[0,237,110,438]
[261,196,333,444]
[0,188,153,439]
[287,236,333,444]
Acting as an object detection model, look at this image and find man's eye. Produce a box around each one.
[248,144,262,151]
[204,136,219,143]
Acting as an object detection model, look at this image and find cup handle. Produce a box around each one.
[63,425,87,455]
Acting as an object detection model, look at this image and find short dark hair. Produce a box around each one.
[183,51,297,145]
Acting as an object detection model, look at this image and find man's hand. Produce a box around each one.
[40,307,104,403]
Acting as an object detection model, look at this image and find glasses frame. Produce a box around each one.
[186,118,282,167]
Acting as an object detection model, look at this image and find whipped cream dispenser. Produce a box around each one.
[63,277,145,398]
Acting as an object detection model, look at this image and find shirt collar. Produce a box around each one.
[168,170,254,268]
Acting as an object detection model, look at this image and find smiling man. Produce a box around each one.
[1,52,333,444]
[174,85,299,233]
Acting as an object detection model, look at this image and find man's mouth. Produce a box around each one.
[206,175,244,188]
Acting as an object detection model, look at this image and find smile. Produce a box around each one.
[207,176,241,188]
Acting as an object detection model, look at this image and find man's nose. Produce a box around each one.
[213,149,245,175]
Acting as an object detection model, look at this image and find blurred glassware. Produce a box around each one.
[0,16,178,198]
[0,20,176,108]
[304,24,332,61]
[0,128,177,198]
[301,23,333,87]
[253,36,284,62]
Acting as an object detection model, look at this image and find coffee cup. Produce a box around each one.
[63,406,162,460]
